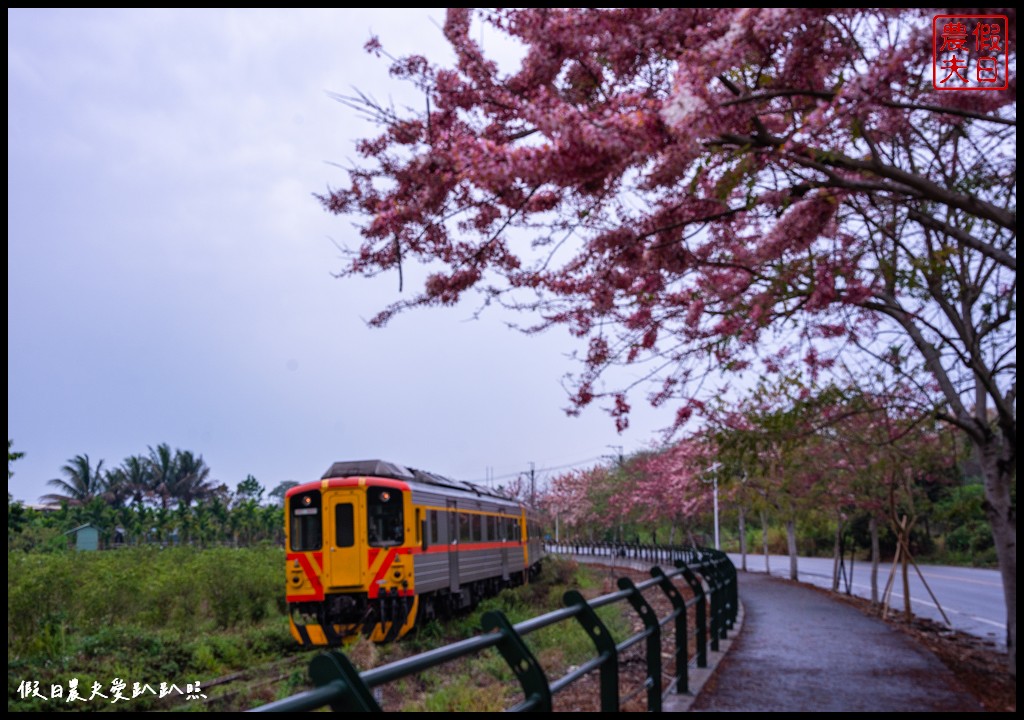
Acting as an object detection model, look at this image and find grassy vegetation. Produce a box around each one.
[8,545,305,712]
[8,549,636,713]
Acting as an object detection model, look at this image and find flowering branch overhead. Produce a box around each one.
[320,8,1015,674]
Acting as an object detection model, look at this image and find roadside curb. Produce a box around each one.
[663,599,744,712]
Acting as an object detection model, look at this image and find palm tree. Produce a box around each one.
[119,455,153,507]
[147,444,175,509]
[103,467,133,508]
[169,450,215,507]
[206,492,231,545]
[9,439,25,480]
[42,454,106,506]
[268,480,299,506]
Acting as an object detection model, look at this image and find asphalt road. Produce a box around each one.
[729,553,1007,647]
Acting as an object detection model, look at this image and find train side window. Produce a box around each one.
[335,503,354,548]
[290,491,322,552]
[430,510,439,544]
[487,514,496,541]
[367,487,404,547]
[471,514,481,542]
[459,513,471,543]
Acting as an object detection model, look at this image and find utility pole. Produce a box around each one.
[529,462,535,507]
[713,472,720,550]
[607,445,624,467]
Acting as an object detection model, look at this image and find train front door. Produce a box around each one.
[447,499,459,592]
[327,490,363,588]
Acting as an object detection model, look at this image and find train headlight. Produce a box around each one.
[379,491,392,503]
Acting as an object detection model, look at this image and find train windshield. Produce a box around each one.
[367,487,403,547]
[290,490,322,551]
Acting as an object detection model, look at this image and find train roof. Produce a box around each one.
[321,459,516,503]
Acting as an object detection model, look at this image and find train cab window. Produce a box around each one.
[367,487,404,547]
[290,490,322,551]
[335,503,355,548]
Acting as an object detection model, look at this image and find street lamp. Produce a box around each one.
[702,462,721,550]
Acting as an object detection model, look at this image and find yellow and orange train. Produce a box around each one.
[285,459,546,645]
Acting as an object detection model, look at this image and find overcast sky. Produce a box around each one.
[7,8,675,504]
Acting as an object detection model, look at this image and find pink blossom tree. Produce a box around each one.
[322,9,1015,673]
[828,389,961,615]
[542,465,621,543]
[540,467,593,542]
[630,439,712,546]
[543,450,710,546]
[710,377,849,581]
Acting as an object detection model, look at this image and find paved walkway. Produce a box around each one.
[669,571,983,712]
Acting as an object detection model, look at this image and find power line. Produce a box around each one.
[466,455,608,485]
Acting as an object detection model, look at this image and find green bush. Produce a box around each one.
[9,546,284,659]
[9,546,293,713]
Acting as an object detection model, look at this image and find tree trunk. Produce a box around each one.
[977,433,1016,678]
[900,521,912,620]
[831,516,842,592]
[786,518,798,581]
[870,515,880,606]
[738,505,748,572]
[760,508,770,574]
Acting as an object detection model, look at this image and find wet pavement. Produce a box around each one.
[667,571,984,712]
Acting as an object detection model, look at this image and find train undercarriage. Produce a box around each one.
[288,569,538,646]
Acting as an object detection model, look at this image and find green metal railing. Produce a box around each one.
[250,546,736,713]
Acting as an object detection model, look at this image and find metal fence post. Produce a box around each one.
[676,560,708,667]
[308,650,382,712]
[723,555,738,628]
[617,577,662,712]
[480,610,552,712]
[563,589,621,712]
[651,566,689,694]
